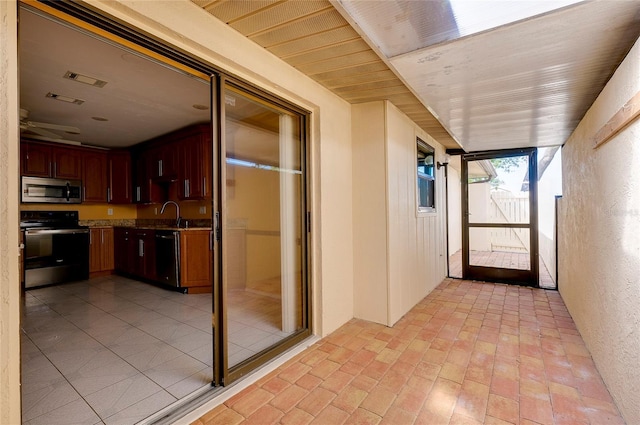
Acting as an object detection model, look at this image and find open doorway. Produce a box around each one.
[446,147,561,289]
[19,5,216,424]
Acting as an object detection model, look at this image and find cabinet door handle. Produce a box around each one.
[89,231,93,245]
[203,178,206,196]
[136,186,141,202]
[107,187,111,202]
[158,159,163,177]
[53,162,57,177]
[139,239,144,257]
[101,230,104,244]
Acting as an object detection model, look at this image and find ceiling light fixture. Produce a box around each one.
[192,104,209,110]
[45,92,84,105]
[63,71,108,88]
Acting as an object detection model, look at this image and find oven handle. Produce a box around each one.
[25,228,89,236]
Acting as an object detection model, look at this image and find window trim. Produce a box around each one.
[417,137,436,214]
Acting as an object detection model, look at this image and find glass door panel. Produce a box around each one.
[469,228,531,270]
[223,85,306,372]
[462,149,539,286]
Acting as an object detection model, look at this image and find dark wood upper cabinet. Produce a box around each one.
[21,142,52,177]
[108,150,132,204]
[53,147,82,180]
[21,140,82,180]
[178,125,211,200]
[83,150,108,202]
[149,143,178,182]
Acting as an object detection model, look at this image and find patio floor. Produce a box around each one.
[191,278,623,425]
[449,250,556,289]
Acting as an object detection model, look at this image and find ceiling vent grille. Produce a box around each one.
[63,71,108,88]
[45,92,85,105]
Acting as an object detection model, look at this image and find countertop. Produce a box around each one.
[81,220,211,231]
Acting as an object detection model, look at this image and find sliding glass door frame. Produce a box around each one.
[217,76,313,386]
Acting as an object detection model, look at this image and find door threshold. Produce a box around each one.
[143,335,321,425]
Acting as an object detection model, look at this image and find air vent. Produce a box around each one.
[45,92,85,105]
[63,71,108,88]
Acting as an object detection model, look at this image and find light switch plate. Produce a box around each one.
[107,208,113,216]
[199,206,206,214]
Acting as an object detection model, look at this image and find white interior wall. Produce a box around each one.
[559,37,640,424]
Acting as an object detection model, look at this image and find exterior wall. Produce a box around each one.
[447,164,462,257]
[468,183,492,251]
[538,149,562,282]
[352,102,389,324]
[559,37,640,424]
[387,103,447,325]
[352,101,447,326]
[0,1,21,423]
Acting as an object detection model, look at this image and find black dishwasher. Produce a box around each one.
[155,230,180,287]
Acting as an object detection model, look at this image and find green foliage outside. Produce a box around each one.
[489,156,526,189]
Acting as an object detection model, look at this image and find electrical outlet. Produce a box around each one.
[199,206,206,214]
[154,207,158,215]
[107,208,113,216]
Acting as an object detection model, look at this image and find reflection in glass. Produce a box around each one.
[224,87,304,368]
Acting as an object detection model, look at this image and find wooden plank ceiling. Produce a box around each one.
[192,0,460,149]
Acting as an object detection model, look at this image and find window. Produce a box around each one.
[417,138,435,212]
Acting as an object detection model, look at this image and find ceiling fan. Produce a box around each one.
[19,108,81,142]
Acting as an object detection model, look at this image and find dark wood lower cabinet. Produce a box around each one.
[89,227,114,277]
[134,229,156,281]
[114,226,211,293]
[114,227,153,278]
[180,230,212,293]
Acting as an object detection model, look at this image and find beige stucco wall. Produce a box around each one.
[559,37,640,424]
[352,101,447,326]
[0,1,21,424]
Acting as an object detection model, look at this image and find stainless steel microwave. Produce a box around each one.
[21,176,83,204]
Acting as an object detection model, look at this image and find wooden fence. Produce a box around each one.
[489,191,530,252]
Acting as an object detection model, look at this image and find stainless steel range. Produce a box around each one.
[20,211,89,289]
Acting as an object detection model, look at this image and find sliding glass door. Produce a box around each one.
[219,82,309,383]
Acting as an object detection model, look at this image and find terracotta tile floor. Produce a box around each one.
[449,250,556,290]
[191,279,624,425]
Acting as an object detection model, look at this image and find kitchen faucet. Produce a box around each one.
[160,201,181,228]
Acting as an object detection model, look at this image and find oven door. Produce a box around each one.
[23,228,90,288]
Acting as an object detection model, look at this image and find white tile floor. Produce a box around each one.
[21,275,294,424]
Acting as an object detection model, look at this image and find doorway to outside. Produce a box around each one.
[446,147,561,289]
[19,3,311,424]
